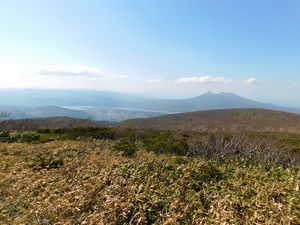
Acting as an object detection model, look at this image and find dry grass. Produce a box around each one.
[0,140,299,224]
[122,108,300,133]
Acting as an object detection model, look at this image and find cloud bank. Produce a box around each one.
[176,75,258,86]
[38,65,104,78]
[176,75,233,84]
[0,61,262,98]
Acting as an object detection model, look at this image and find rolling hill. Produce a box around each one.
[121,108,300,133]
[0,106,91,120]
[1,117,99,130]
[0,105,164,122]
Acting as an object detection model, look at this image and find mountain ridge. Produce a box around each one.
[0,89,300,121]
[121,108,300,133]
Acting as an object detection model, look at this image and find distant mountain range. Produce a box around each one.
[134,91,300,114]
[0,88,299,121]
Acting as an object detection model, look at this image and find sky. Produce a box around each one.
[0,0,300,106]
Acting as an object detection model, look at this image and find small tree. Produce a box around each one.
[0,112,11,131]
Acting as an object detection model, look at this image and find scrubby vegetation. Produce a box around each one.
[122,108,300,133]
[0,127,300,224]
[1,127,300,166]
[114,138,138,157]
[1,117,98,130]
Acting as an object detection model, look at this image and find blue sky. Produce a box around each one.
[0,0,300,106]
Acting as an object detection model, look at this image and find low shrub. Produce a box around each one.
[1,140,299,224]
[30,154,64,170]
[0,131,41,143]
[114,138,137,157]
[139,131,189,155]
[18,132,41,143]
[57,127,116,140]
[0,131,11,142]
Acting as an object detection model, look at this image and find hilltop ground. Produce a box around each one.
[0,127,299,224]
[122,108,300,133]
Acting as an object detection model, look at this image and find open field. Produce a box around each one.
[0,128,300,224]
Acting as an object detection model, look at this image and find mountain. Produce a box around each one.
[1,89,300,121]
[121,108,300,133]
[135,91,300,114]
[137,91,278,112]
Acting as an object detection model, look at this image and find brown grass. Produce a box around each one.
[0,140,299,224]
[122,108,300,133]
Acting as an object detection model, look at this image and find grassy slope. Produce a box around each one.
[0,140,299,224]
[2,117,99,130]
[122,108,300,133]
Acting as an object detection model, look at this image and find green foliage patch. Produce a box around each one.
[114,138,138,157]
[1,128,300,166]
[138,130,189,155]
[30,154,64,170]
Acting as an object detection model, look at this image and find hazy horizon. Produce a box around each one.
[0,87,298,108]
[1,0,300,106]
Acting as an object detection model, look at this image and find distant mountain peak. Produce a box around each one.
[203,91,213,95]
[201,91,238,97]
[219,91,236,95]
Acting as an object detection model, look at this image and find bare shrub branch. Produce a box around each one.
[188,133,299,167]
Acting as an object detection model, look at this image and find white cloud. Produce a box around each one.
[148,78,165,83]
[176,75,233,84]
[176,75,260,86]
[37,65,104,78]
[244,77,258,86]
[0,62,113,89]
[0,60,263,96]
[110,73,129,79]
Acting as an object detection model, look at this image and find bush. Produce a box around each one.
[188,133,300,167]
[31,154,64,170]
[114,138,137,157]
[139,131,189,155]
[0,131,11,142]
[0,131,43,143]
[19,132,41,143]
[90,127,116,140]
[55,127,116,140]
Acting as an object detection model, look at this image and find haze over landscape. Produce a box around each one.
[1,88,300,122]
[1,0,300,107]
[1,1,300,224]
